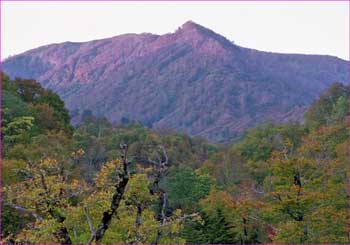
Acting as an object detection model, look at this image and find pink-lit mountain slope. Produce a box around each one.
[3,21,349,142]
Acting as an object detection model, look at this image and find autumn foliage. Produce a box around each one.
[1,73,349,244]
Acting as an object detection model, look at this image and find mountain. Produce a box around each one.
[3,21,349,142]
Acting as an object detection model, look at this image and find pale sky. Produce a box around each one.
[1,1,349,61]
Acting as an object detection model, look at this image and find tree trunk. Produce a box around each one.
[91,144,130,243]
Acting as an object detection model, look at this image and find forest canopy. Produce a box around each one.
[1,73,350,244]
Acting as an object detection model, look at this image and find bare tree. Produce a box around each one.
[148,145,169,244]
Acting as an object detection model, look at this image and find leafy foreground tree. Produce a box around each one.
[263,125,350,243]
[2,74,350,244]
[1,74,195,244]
[3,143,199,244]
[183,188,269,244]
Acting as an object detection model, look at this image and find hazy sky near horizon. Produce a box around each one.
[2,1,349,60]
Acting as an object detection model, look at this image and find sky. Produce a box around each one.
[1,1,349,61]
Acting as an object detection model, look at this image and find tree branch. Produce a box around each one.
[84,206,96,244]
[36,161,72,244]
[148,145,169,244]
[7,203,43,221]
[92,143,131,243]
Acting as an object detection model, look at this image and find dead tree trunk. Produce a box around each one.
[148,145,169,244]
[131,203,145,243]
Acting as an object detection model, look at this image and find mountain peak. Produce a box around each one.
[178,20,210,34]
[181,20,202,29]
[176,20,235,51]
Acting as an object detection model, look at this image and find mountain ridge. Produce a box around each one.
[3,21,349,142]
[5,20,348,63]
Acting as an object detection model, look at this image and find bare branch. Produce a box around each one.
[147,145,170,244]
[159,145,168,168]
[131,203,145,244]
[84,206,96,244]
[37,161,72,243]
[7,203,43,221]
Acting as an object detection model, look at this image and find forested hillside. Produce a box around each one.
[3,21,349,142]
[2,73,350,244]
